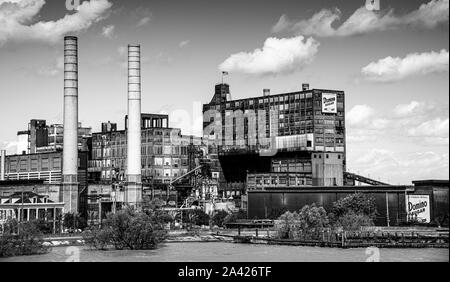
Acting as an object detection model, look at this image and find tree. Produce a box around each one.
[184,209,210,226]
[276,204,329,239]
[223,210,247,226]
[63,212,87,232]
[297,204,329,233]
[82,207,168,250]
[277,211,299,239]
[334,211,374,231]
[0,220,50,258]
[329,193,377,231]
[211,210,229,227]
[330,193,377,220]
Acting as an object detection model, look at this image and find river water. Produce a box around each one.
[0,242,448,262]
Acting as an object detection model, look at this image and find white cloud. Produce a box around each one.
[349,149,449,184]
[347,101,449,148]
[272,0,449,37]
[137,16,151,27]
[394,101,422,117]
[362,49,449,82]
[408,118,449,137]
[101,24,115,38]
[346,104,375,126]
[35,55,64,76]
[179,40,190,48]
[218,36,319,76]
[0,141,18,155]
[0,0,112,46]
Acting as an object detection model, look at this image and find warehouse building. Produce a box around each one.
[246,180,449,226]
[203,83,346,198]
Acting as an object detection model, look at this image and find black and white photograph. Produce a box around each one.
[0,0,448,271]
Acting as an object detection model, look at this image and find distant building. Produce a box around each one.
[89,114,210,184]
[86,113,220,220]
[203,83,346,197]
[2,151,90,217]
[15,119,91,154]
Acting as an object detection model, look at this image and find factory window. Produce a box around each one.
[338,155,341,159]
[53,158,61,169]
[164,169,171,177]
[164,158,171,166]
[20,159,28,171]
[163,146,171,155]
[154,158,163,166]
[31,159,38,171]
[326,154,329,159]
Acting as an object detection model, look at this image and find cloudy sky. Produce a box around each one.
[0,0,448,184]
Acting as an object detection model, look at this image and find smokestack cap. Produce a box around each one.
[64,36,78,40]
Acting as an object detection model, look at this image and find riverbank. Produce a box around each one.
[38,227,449,248]
[0,242,448,262]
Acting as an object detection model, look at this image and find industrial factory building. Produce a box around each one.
[203,83,346,196]
[15,119,91,155]
[89,114,208,184]
[0,35,448,228]
[86,113,221,216]
[246,180,449,226]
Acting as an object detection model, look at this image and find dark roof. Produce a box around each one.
[1,191,54,204]
[412,180,449,187]
[0,179,45,186]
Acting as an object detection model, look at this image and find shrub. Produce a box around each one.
[276,204,329,239]
[330,193,377,220]
[185,209,210,226]
[82,207,168,250]
[0,220,50,258]
[211,210,229,227]
[297,204,329,233]
[334,211,374,231]
[277,211,299,239]
[63,212,87,232]
[223,210,247,226]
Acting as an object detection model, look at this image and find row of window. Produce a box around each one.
[8,157,61,172]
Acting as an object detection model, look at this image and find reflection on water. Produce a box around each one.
[0,242,448,262]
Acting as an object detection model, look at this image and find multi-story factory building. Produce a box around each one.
[203,83,346,195]
[15,119,92,154]
[88,114,212,186]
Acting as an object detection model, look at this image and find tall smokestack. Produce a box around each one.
[62,36,79,213]
[0,150,5,181]
[126,44,142,206]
